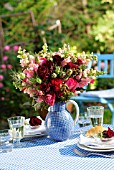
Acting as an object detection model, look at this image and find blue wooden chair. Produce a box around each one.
[70,54,114,125]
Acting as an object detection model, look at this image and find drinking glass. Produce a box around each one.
[8,116,25,147]
[0,129,13,153]
[78,112,91,128]
[87,106,104,127]
[77,112,91,134]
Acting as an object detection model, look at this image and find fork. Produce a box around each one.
[73,148,114,158]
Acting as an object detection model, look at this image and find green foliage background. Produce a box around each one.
[0,0,114,128]
[1,0,114,53]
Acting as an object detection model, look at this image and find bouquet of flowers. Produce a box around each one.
[12,44,104,108]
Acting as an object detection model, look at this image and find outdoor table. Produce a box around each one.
[0,125,114,170]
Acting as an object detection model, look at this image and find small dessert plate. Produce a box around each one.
[78,134,114,150]
[100,137,114,142]
[29,125,40,129]
[77,142,114,152]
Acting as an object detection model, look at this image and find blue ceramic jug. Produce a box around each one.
[45,100,79,141]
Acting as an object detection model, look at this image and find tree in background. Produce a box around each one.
[92,10,114,53]
[50,0,114,53]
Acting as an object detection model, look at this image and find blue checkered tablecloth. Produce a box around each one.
[0,125,114,170]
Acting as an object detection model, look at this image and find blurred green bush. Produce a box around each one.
[0,0,114,127]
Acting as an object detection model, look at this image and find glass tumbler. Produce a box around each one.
[0,129,13,153]
[78,112,91,128]
[87,106,104,127]
[8,116,25,147]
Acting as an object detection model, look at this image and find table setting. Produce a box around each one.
[24,116,47,138]
[74,106,114,157]
[1,44,114,169]
[77,129,114,153]
[1,114,114,170]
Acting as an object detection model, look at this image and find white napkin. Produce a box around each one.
[24,119,46,136]
[79,134,114,149]
[79,134,100,145]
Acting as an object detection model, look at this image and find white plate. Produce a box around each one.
[79,138,114,150]
[23,132,47,138]
[82,143,114,150]
[77,142,114,152]
[79,133,114,150]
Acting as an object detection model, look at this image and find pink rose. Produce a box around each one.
[45,92,56,106]
[13,45,19,52]
[0,75,4,81]
[65,78,79,92]
[1,97,5,101]
[3,56,8,62]
[7,64,12,69]
[0,82,3,88]
[1,64,6,70]
[4,45,10,52]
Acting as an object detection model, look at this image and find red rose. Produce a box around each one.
[77,59,83,65]
[53,55,63,65]
[37,65,50,80]
[37,61,54,80]
[58,91,64,97]
[102,127,114,138]
[90,79,94,84]
[107,127,114,138]
[66,62,79,69]
[45,60,54,72]
[51,78,63,91]
[40,82,51,93]
[29,116,42,126]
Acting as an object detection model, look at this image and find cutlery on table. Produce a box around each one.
[73,148,114,158]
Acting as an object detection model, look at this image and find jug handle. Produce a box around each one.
[66,100,79,125]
